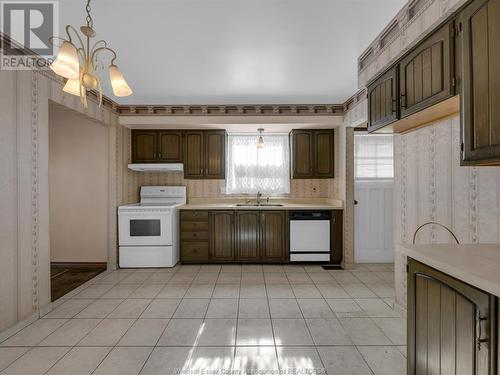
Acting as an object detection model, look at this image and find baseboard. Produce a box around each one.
[51,261,107,269]
[0,311,41,343]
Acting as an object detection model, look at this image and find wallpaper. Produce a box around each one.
[118,127,339,203]
[393,115,500,309]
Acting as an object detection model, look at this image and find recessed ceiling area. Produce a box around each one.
[59,0,407,105]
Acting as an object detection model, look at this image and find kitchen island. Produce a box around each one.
[396,243,500,375]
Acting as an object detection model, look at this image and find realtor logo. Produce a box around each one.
[1,1,58,70]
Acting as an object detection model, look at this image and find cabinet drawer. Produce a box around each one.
[181,231,208,240]
[181,211,209,220]
[181,221,209,231]
[182,242,209,262]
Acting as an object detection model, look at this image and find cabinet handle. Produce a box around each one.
[391,98,397,114]
[400,94,406,109]
[476,311,488,351]
[158,152,162,159]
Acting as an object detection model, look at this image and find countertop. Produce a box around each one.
[179,198,344,210]
[397,243,500,297]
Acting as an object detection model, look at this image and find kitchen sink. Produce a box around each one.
[234,203,284,207]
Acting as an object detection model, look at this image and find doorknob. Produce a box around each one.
[354,200,358,205]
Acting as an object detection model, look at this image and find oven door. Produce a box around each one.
[119,209,172,246]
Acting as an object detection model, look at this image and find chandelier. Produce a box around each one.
[50,0,132,108]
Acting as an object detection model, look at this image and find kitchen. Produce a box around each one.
[1,0,500,374]
[118,127,343,267]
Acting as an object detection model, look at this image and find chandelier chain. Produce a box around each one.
[85,0,93,28]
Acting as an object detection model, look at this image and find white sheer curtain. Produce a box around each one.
[226,134,290,195]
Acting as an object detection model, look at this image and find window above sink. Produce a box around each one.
[225,134,290,195]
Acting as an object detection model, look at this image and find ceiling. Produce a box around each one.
[58,0,407,106]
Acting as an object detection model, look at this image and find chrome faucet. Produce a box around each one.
[256,191,262,205]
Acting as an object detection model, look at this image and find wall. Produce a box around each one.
[393,116,500,309]
[358,0,468,87]
[119,127,341,203]
[49,105,109,263]
[0,67,120,333]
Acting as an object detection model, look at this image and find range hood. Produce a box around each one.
[128,163,184,172]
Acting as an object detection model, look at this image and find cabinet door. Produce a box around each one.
[235,211,261,262]
[292,131,314,178]
[408,259,495,375]
[367,66,399,132]
[314,130,334,177]
[209,211,235,262]
[461,0,500,164]
[205,131,226,179]
[400,23,454,118]
[184,131,204,178]
[132,130,157,163]
[261,211,287,263]
[330,210,343,263]
[158,131,183,162]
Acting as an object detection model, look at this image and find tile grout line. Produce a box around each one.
[92,267,183,375]
[135,265,205,375]
[233,265,242,369]
[288,269,329,372]
[2,264,402,375]
[40,268,179,375]
[263,265,282,372]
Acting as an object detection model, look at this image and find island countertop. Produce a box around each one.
[179,198,344,210]
[397,243,500,297]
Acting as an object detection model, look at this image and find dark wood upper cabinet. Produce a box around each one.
[291,129,334,179]
[205,131,226,179]
[184,131,205,178]
[367,66,399,132]
[184,130,226,179]
[460,0,500,165]
[132,130,157,163]
[209,211,235,262]
[131,129,226,175]
[158,131,183,162]
[292,131,314,178]
[261,211,287,263]
[235,211,261,262]
[407,259,496,375]
[314,130,335,177]
[399,22,455,118]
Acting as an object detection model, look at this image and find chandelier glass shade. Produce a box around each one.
[50,0,132,108]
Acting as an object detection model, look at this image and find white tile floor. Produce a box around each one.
[0,263,406,375]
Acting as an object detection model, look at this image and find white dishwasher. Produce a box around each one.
[289,211,331,262]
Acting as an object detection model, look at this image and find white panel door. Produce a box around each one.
[354,180,394,263]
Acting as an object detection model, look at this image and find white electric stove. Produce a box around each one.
[118,186,186,268]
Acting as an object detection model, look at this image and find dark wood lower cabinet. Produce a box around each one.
[236,211,261,262]
[209,211,235,262]
[181,209,342,264]
[261,211,287,263]
[408,258,497,375]
[180,211,209,263]
[330,210,343,263]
